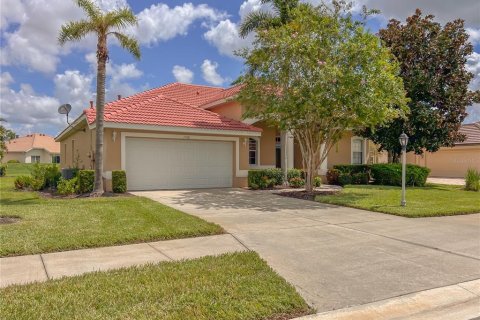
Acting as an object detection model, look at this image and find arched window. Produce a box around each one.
[249,138,258,165]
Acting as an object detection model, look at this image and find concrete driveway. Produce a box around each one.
[134,188,480,312]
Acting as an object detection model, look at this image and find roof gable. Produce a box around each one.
[6,134,60,153]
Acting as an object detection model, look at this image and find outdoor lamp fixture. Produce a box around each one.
[399,132,409,207]
[58,103,72,125]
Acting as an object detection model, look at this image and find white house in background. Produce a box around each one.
[3,133,60,163]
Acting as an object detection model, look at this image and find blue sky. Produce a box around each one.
[1,0,479,136]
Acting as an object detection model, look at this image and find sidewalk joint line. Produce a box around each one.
[146,243,173,261]
[229,233,252,251]
[39,254,50,280]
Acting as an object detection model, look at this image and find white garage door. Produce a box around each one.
[125,137,233,190]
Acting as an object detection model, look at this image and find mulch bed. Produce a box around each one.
[275,190,340,201]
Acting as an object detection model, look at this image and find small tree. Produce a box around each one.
[360,10,480,161]
[59,0,140,195]
[0,119,15,161]
[237,2,408,191]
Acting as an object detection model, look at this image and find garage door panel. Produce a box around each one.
[125,137,233,190]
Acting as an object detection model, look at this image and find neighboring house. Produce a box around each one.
[3,133,61,164]
[407,122,480,178]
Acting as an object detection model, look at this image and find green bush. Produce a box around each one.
[57,177,78,195]
[314,176,322,187]
[287,168,304,181]
[0,164,6,177]
[112,170,127,193]
[29,163,46,190]
[338,173,352,186]
[334,164,370,175]
[465,168,480,192]
[14,175,32,190]
[326,169,340,185]
[7,159,20,163]
[248,168,283,189]
[77,170,95,193]
[44,164,61,189]
[289,177,305,188]
[351,172,370,185]
[370,163,430,187]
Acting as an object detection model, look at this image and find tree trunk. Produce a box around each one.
[92,35,107,196]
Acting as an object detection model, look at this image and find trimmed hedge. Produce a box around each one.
[330,163,430,187]
[7,159,20,163]
[287,168,304,180]
[77,170,95,193]
[248,168,284,189]
[112,170,127,193]
[14,175,32,190]
[370,164,430,187]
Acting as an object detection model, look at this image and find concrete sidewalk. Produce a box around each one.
[295,279,480,320]
[0,234,247,287]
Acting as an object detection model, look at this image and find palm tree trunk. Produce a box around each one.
[93,36,107,195]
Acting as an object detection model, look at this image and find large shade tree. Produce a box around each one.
[239,0,299,38]
[59,0,140,195]
[360,10,480,161]
[237,2,408,191]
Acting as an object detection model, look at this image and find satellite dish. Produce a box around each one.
[58,104,72,115]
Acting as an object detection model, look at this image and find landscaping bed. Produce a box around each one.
[0,252,312,320]
[316,184,480,218]
[0,167,223,257]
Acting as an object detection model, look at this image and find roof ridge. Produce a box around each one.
[172,82,224,90]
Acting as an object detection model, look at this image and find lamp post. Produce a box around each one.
[399,132,409,207]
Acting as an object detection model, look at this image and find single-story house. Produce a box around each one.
[407,122,480,178]
[54,83,398,191]
[3,133,60,164]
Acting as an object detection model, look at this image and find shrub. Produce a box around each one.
[14,175,32,190]
[77,170,95,194]
[57,177,78,195]
[370,163,430,187]
[314,176,322,188]
[7,159,20,163]
[29,163,46,190]
[44,164,61,189]
[465,168,480,192]
[351,172,370,185]
[334,164,370,175]
[112,170,127,193]
[0,164,6,177]
[248,169,283,189]
[287,168,304,180]
[326,169,341,185]
[338,173,352,186]
[289,177,305,188]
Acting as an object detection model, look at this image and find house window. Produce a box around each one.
[352,139,364,164]
[249,138,258,165]
[52,155,60,164]
[31,155,40,163]
[71,140,75,166]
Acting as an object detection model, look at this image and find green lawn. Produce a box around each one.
[0,164,223,257]
[316,184,480,218]
[0,252,312,320]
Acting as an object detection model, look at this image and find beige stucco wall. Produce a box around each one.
[327,131,354,168]
[209,101,245,122]
[59,123,95,170]
[3,149,58,163]
[407,145,480,178]
[2,152,25,163]
[252,121,276,167]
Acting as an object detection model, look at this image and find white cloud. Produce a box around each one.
[467,28,480,46]
[54,70,93,111]
[465,104,480,123]
[172,65,194,83]
[204,19,253,58]
[466,52,480,91]
[0,0,128,73]
[201,59,225,86]
[133,3,227,45]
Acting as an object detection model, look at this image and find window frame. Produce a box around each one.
[248,137,259,166]
[351,137,365,165]
[31,155,41,163]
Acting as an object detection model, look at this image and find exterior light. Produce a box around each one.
[399,132,409,207]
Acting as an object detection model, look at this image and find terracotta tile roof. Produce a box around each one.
[6,134,60,153]
[457,122,480,145]
[84,84,261,133]
[199,84,243,108]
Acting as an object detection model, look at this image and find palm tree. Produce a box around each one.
[239,0,300,38]
[59,0,140,195]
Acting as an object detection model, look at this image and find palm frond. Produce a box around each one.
[105,7,138,31]
[76,0,101,21]
[58,20,95,45]
[239,11,276,38]
[111,32,141,60]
